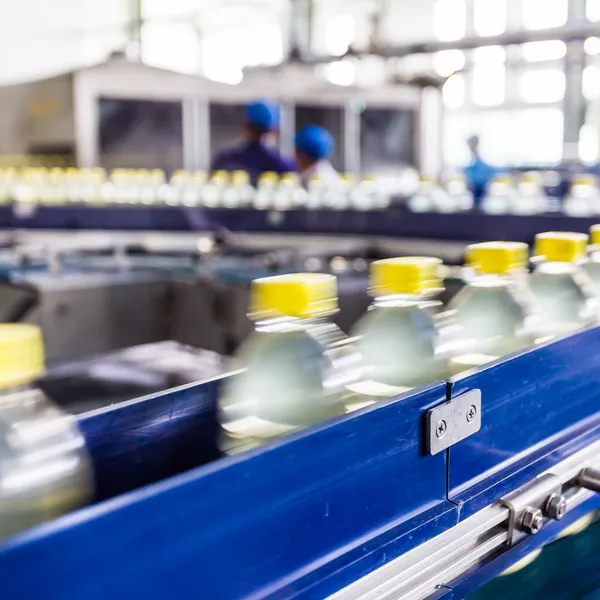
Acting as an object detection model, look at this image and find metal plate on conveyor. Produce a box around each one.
[426,389,481,455]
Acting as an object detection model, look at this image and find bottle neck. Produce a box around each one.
[533,261,579,275]
[253,314,330,332]
[372,293,437,308]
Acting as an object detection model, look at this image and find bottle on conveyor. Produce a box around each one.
[446,241,536,372]
[582,225,600,294]
[530,231,598,343]
[347,257,451,411]
[218,273,361,453]
[0,324,93,540]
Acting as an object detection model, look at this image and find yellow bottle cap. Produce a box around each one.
[521,171,541,184]
[534,231,588,263]
[212,170,229,180]
[259,171,279,182]
[491,174,512,184]
[281,172,299,183]
[466,241,528,274]
[590,224,600,246]
[371,257,443,296]
[250,273,337,319]
[0,324,45,389]
[232,170,250,183]
[573,174,596,186]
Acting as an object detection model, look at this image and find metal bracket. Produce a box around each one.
[426,389,482,456]
[500,473,563,545]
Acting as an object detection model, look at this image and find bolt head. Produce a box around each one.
[436,420,447,439]
[521,508,544,534]
[545,494,567,520]
[466,405,477,423]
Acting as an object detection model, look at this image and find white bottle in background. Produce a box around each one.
[445,174,474,212]
[513,171,550,215]
[408,176,443,213]
[563,174,600,217]
[253,172,279,209]
[306,176,325,209]
[481,174,517,215]
[202,171,228,208]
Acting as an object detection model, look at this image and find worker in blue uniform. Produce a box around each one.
[295,125,340,186]
[211,100,296,184]
[464,135,497,206]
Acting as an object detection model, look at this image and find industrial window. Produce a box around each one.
[519,69,566,103]
[588,0,600,21]
[521,40,567,62]
[322,60,356,86]
[443,73,466,109]
[472,47,506,107]
[513,109,563,164]
[324,15,355,56]
[522,0,568,29]
[434,0,466,41]
[473,0,507,36]
[580,124,599,162]
[583,65,600,100]
[141,22,200,74]
[585,37,600,55]
[433,50,465,77]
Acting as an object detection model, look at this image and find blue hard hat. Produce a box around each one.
[295,125,334,160]
[245,100,280,130]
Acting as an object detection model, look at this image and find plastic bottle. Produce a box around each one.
[481,174,517,215]
[530,232,598,342]
[408,176,440,213]
[272,173,301,210]
[324,174,351,210]
[253,172,279,209]
[0,324,93,539]
[219,273,361,452]
[447,241,536,371]
[563,174,600,217]
[348,257,450,410]
[222,170,254,208]
[582,225,600,293]
[514,171,550,215]
[306,176,325,209]
[445,174,474,212]
[202,171,228,208]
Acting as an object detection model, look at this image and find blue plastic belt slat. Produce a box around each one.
[448,327,600,519]
[0,382,451,600]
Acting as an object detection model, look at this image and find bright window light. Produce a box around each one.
[588,0,600,21]
[583,66,600,100]
[522,0,567,30]
[473,0,507,36]
[443,73,465,108]
[472,64,505,106]
[433,50,465,77]
[472,46,506,64]
[434,0,466,41]
[585,37,600,55]
[522,40,566,62]
[324,15,355,56]
[323,60,356,86]
[141,23,200,74]
[580,124,599,162]
[515,109,563,164]
[520,69,565,103]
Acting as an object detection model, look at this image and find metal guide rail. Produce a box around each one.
[1,328,600,599]
[0,204,598,243]
[330,439,600,600]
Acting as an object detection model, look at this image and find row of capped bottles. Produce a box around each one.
[0,167,390,211]
[219,228,600,452]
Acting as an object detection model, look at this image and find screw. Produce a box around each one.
[545,494,567,520]
[520,508,544,534]
[436,420,447,439]
[466,405,477,423]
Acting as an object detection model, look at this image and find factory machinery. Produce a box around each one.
[2,204,600,598]
[1,317,600,599]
